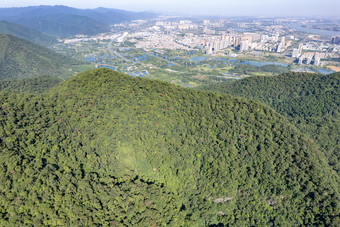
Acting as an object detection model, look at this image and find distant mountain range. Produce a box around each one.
[0,5,157,37]
[0,20,56,46]
[0,34,85,78]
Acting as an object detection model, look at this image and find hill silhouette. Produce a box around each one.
[0,5,157,37]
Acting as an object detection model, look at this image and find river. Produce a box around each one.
[288,24,340,37]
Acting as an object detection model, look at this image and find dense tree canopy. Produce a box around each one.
[0,76,62,93]
[0,69,339,226]
[0,34,84,79]
[198,72,340,174]
[0,20,56,46]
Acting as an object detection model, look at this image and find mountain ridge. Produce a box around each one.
[0,5,158,37]
[0,20,56,46]
[0,34,86,78]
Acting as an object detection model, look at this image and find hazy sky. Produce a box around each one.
[0,0,339,17]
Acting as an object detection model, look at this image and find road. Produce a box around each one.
[108,39,132,62]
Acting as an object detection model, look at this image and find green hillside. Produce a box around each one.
[0,34,88,78]
[199,72,340,174]
[0,20,56,46]
[0,76,62,93]
[0,68,339,226]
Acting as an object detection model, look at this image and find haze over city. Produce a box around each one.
[0,0,339,17]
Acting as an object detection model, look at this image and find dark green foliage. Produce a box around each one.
[199,72,340,174]
[0,34,84,78]
[0,20,56,46]
[0,76,62,93]
[0,68,339,226]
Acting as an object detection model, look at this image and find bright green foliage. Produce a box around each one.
[0,34,84,78]
[0,69,339,226]
[198,72,340,174]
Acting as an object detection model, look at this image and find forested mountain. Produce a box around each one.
[86,7,158,25]
[0,20,56,46]
[0,76,62,93]
[18,14,110,37]
[0,5,157,37]
[0,68,339,226]
[199,72,340,174]
[0,34,85,78]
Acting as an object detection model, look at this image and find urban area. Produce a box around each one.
[56,16,340,87]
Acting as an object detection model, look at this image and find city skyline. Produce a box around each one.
[0,0,339,17]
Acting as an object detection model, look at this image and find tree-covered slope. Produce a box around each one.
[0,69,339,226]
[199,72,340,174]
[0,20,56,46]
[0,34,84,78]
[0,76,62,93]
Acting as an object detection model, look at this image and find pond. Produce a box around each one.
[128,72,144,77]
[239,61,288,67]
[187,51,197,55]
[189,56,206,63]
[316,69,335,75]
[134,55,149,62]
[120,48,131,51]
[83,57,96,62]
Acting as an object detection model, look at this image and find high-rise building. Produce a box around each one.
[239,40,249,52]
[298,56,304,64]
[313,57,321,66]
[234,37,241,48]
[203,20,210,26]
[291,48,300,58]
[261,35,268,42]
[276,43,282,53]
[298,43,303,54]
[306,56,313,65]
[280,37,285,45]
[331,36,340,44]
